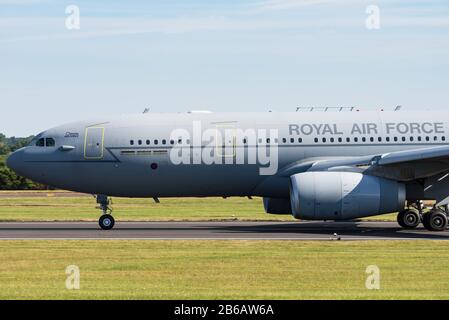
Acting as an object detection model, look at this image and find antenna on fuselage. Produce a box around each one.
[143,108,150,114]
[395,105,402,111]
[296,106,357,112]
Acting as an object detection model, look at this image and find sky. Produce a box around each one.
[0,0,448,136]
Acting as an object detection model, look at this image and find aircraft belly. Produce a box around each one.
[44,161,264,197]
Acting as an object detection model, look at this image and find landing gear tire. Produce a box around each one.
[422,210,448,232]
[397,209,420,229]
[99,214,115,230]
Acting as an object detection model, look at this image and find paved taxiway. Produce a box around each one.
[0,221,448,240]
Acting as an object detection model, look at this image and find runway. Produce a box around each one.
[0,221,448,240]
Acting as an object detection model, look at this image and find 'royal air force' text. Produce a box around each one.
[288,122,445,136]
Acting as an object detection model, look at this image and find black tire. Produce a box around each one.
[423,210,448,232]
[99,214,115,230]
[397,209,420,229]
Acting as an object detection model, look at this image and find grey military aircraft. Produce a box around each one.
[6,110,449,231]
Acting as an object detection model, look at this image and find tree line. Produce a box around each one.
[0,133,48,190]
[0,133,35,154]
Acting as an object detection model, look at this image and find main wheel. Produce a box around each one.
[422,210,448,231]
[99,214,115,230]
[397,209,420,229]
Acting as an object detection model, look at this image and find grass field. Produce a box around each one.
[0,195,294,221]
[0,192,398,222]
[0,240,448,299]
[0,193,443,300]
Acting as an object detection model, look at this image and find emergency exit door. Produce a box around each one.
[215,124,236,158]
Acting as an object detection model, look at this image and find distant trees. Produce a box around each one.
[0,134,9,154]
[0,133,47,190]
[0,158,45,190]
[0,134,34,154]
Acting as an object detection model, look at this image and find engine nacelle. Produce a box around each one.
[290,172,405,220]
[263,197,292,215]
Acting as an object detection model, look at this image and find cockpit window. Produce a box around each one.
[46,138,55,147]
[36,138,45,147]
[35,137,55,147]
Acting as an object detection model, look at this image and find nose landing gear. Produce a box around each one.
[96,195,115,230]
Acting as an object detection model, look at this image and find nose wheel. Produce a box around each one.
[96,195,115,230]
[99,214,115,230]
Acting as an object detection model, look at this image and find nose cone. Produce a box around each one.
[6,149,25,175]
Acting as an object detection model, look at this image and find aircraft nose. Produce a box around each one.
[6,149,25,174]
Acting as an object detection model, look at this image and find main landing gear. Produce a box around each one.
[96,195,115,230]
[397,208,421,229]
[422,209,448,232]
[397,201,448,232]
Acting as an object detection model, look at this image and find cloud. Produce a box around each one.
[385,16,449,28]
[1,7,449,43]
[255,0,356,11]
[0,16,355,42]
[0,0,47,5]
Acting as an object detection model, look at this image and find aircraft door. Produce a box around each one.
[215,124,236,159]
[84,127,105,159]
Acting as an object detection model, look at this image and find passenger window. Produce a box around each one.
[426,136,430,141]
[330,138,334,143]
[346,137,350,143]
[354,137,358,142]
[378,137,382,142]
[170,140,175,145]
[322,138,326,143]
[162,139,166,145]
[290,138,295,143]
[36,138,45,147]
[298,138,303,143]
[130,140,134,145]
[154,140,158,145]
[394,137,398,142]
[282,138,286,143]
[443,136,446,142]
[362,137,366,142]
[338,137,342,143]
[146,140,150,145]
[314,138,318,143]
[45,138,55,147]
[138,140,142,145]
[402,137,406,142]
[410,137,414,142]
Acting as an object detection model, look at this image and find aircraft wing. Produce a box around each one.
[377,145,449,165]
[279,145,449,182]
